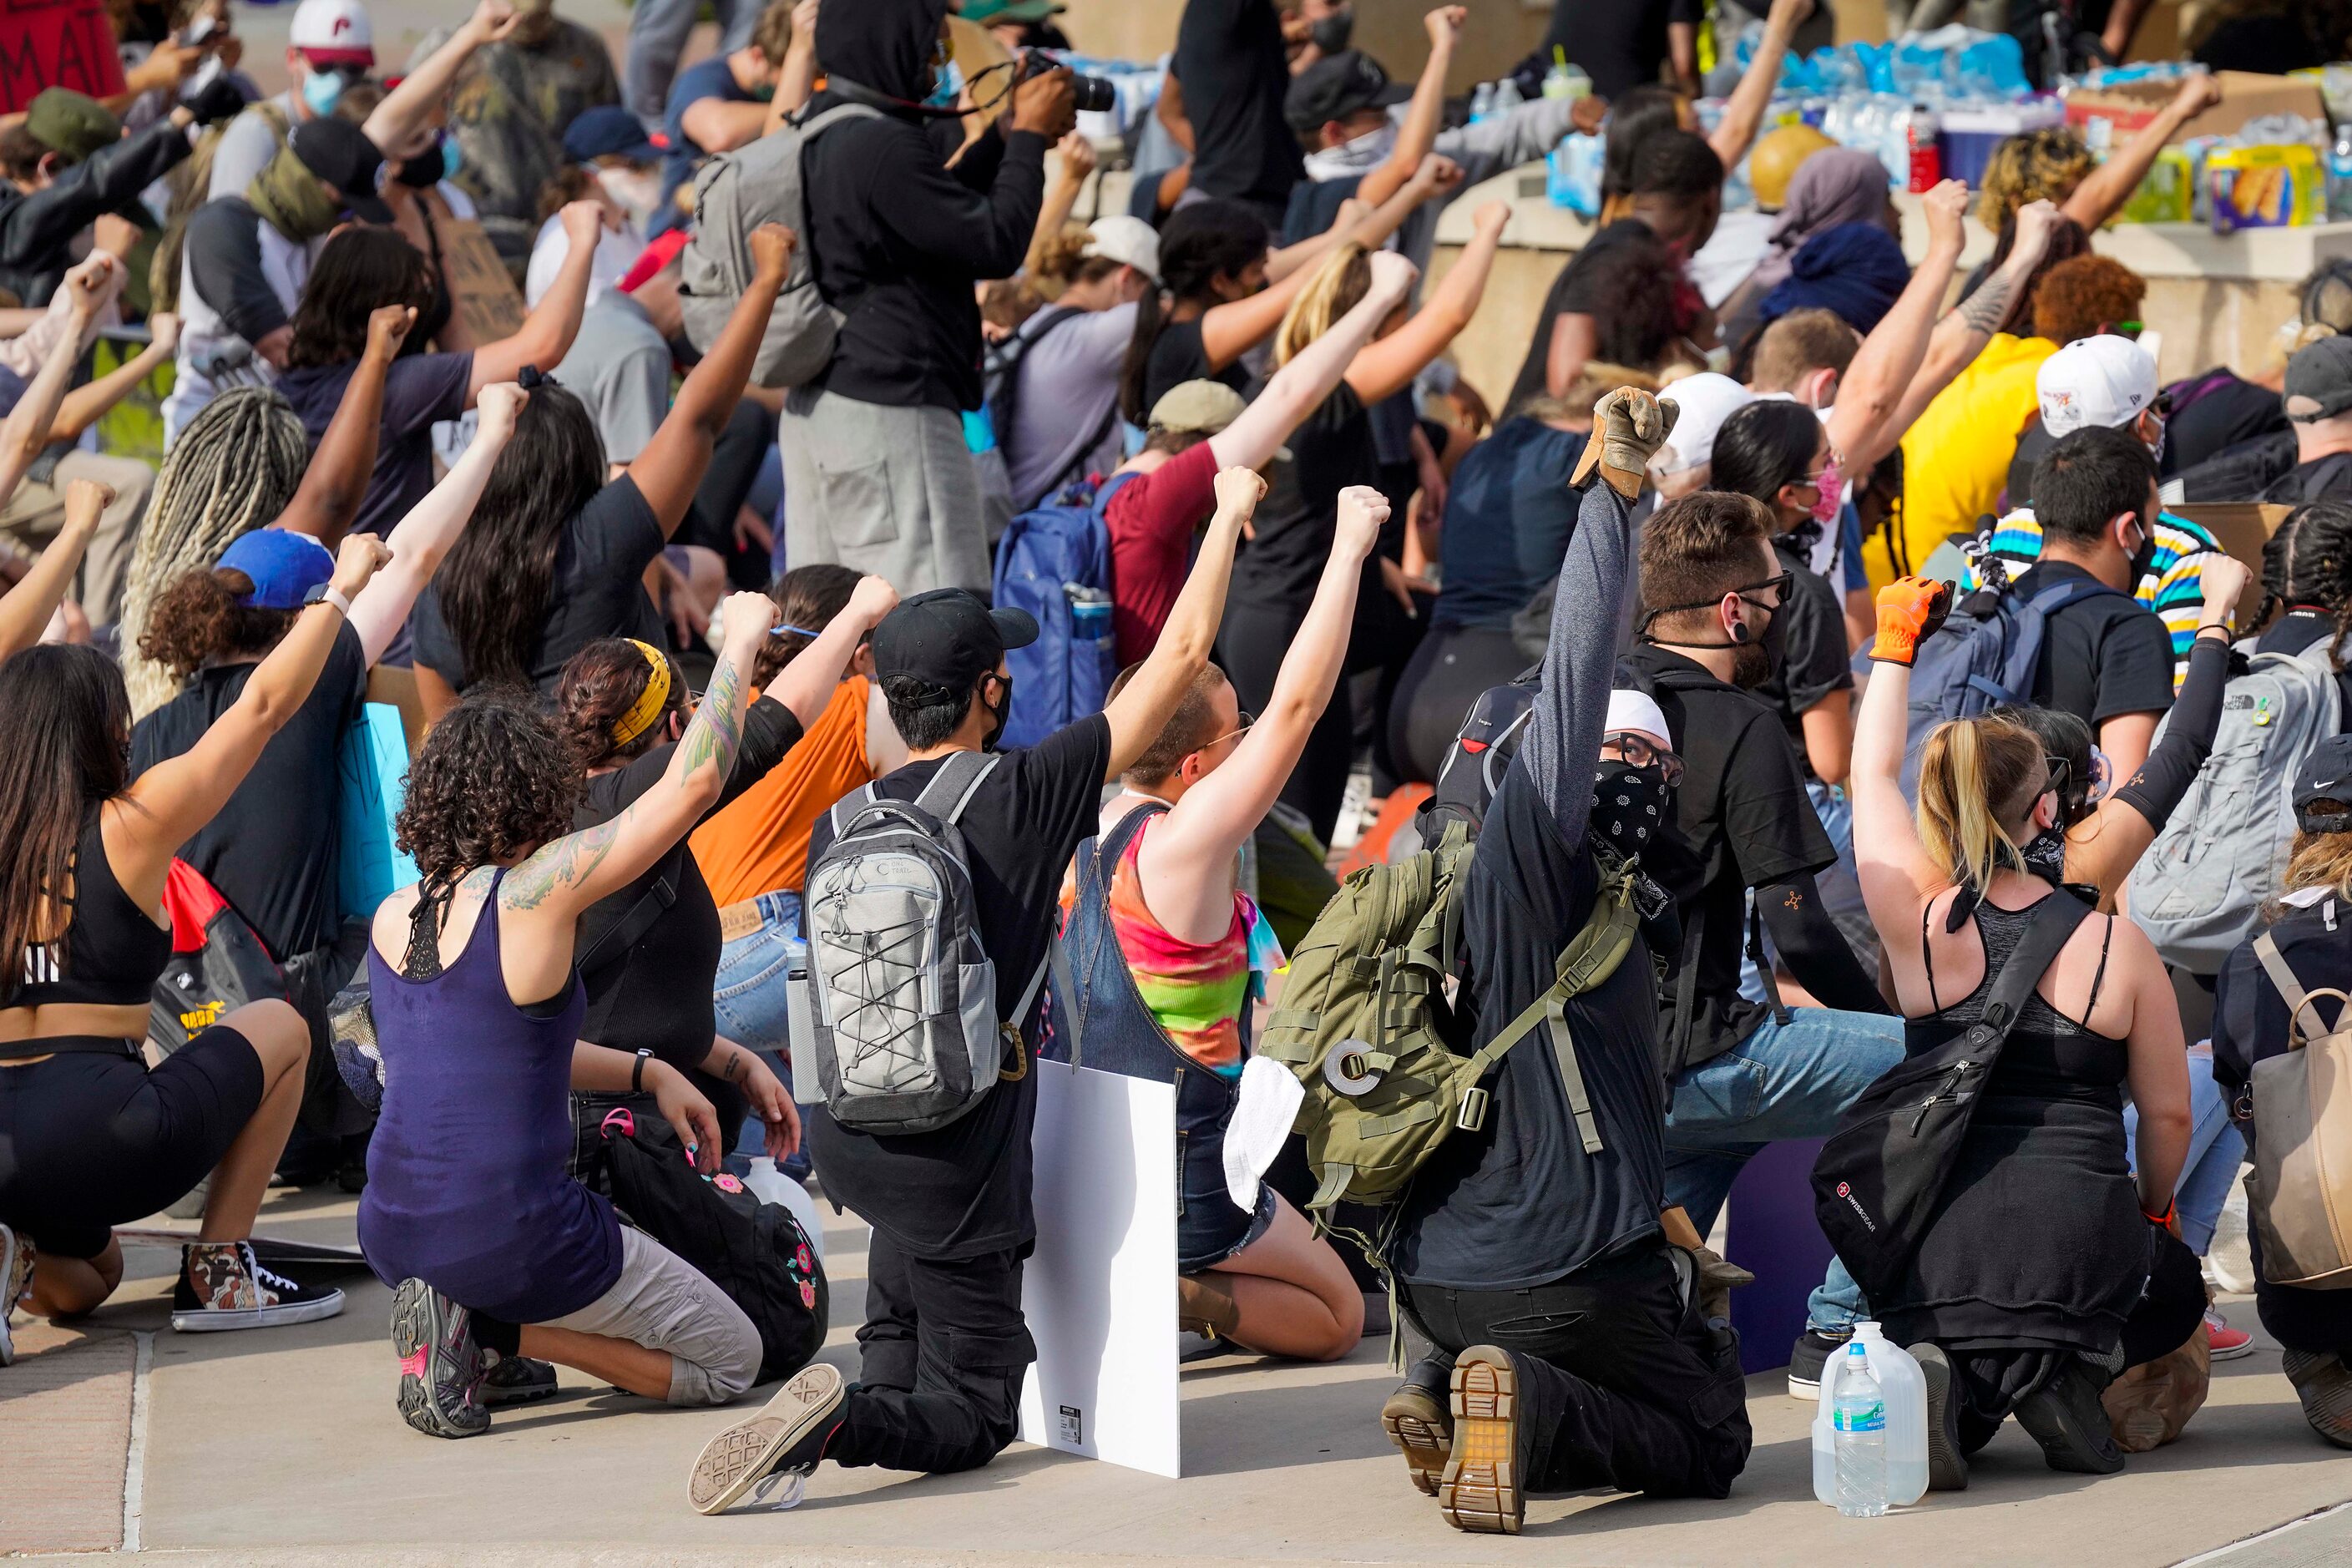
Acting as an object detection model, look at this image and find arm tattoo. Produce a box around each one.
[679,659,746,781]
[1958,271,2016,336]
[502,815,623,911]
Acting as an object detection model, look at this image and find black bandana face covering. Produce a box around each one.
[1591,761,1670,851]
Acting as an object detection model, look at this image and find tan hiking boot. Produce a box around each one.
[1380,1381,1452,1496]
[1177,1272,1239,1339]
[1439,1345,1524,1535]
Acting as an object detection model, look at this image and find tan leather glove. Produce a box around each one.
[1571,387,1679,501]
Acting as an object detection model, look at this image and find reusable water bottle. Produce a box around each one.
[1832,1344,1888,1519]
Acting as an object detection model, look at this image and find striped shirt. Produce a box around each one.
[1961,508,2221,691]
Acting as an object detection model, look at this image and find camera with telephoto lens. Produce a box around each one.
[1016,49,1115,114]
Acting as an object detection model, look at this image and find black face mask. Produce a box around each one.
[1309,7,1353,53]
[979,675,1012,752]
[1591,761,1670,853]
[2127,518,2161,584]
[1728,604,1781,690]
[393,145,444,189]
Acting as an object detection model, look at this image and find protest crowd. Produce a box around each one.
[10,0,2352,1538]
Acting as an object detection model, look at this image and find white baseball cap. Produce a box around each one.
[1648,372,1753,477]
[290,0,375,69]
[2037,334,2159,437]
[1082,216,1161,286]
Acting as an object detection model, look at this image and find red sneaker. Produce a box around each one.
[2206,1308,2254,1361]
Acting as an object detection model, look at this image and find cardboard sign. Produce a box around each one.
[1,0,127,113]
[439,216,526,345]
[1017,1059,1181,1479]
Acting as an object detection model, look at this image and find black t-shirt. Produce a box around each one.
[1172,0,1305,210]
[2011,559,2175,727]
[1758,536,1854,778]
[129,623,370,960]
[1622,645,1836,1073]
[278,352,474,541]
[2163,370,2287,478]
[1507,220,1668,413]
[1141,316,1249,422]
[803,715,1115,1260]
[1227,382,1379,614]
[1540,0,1702,99]
[572,696,805,1070]
[1392,762,1667,1290]
[2258,609,2352,717]
[410,474,668,697]
[2262,452,2352,507]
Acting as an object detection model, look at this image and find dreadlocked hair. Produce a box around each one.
[2261,500,2352,663]
[119,388,310,716]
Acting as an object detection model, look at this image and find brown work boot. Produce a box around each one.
[2284,1348,2352,1449]
[1177,1272,1239,1339]
[1381,1380,1452,1496]
[1439,1345,1525,1535]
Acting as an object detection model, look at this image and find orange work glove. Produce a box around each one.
[1871,576,1953,666]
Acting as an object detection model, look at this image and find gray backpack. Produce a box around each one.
[802,752,1044,1135]
[2127,640,2343,974]
[676,104,880,389]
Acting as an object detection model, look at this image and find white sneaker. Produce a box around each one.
[0,1223,33,1368]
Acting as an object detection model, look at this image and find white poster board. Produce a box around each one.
[1017,1058,1181,1479]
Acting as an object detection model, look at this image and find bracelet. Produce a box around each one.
[632,1048,653,1093]
[2142,1199,2176,1227]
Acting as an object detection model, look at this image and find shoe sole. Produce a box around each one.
[1439,1347,1522,1535]
[0,1223,27,1369]
[388,1282,486,1439]
[1379,1392,1450,1497]
[1788,1371,1822,1401]
[2284,1351,2352,1449]
[2208,1338,2255,1362]
[1912,1343,1968,1492]
[2014,1370,2124,1475]
[170,1288,346,1334]
[689,1363,845,1515]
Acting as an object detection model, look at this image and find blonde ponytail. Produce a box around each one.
[1914,715,2048,895]
[1272,241,1373,367]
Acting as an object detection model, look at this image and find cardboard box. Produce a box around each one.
[2065,70,2329,148]
[2172,503,2294,623]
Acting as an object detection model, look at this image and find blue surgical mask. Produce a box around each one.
[441,134,463,180]
[301,66,350,118]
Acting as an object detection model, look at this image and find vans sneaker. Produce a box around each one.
[0,1223,33,1368]
[391,1278,488,1438]
[2204,1307,2253,1361]
[1439,1346,1525,1535]
[1787,1325,1853,1400]
[2283,1348,2352,1449]
[688,1362,846,1515]
[170,1242,345,1333]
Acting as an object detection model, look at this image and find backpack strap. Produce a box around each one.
[913,750,1004,824]
[2254,931,2349,1046]
[1973,892,2094,1040]
[827,781,881,840]
[575,852,681,977]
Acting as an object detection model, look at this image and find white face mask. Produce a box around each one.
[595,164,663,230]
[1305,119,1397,179]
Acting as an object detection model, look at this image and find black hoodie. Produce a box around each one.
[802,0,1047,412]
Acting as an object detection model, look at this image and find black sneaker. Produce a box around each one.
[1787,1325,1853,1400]
[1439,1346,1525,1535]
[688,1362,846,1515]
[480,1350,559,1407]
[1910,1343,1967,1491]
[2014,1357,2125,1475]
[170,1242,346,1333]
[1381,1378,1452,1497]
[391,1278,488,1439]
[0,1222,33,1368]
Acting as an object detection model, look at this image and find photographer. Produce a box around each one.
[776,0,1077,595]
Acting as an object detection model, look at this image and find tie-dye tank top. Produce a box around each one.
[1106,814,1253,1078]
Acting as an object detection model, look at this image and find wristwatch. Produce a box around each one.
[303,581,354,618]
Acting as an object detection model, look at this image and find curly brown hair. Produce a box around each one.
[553,639,681,771]
[136,567,296,681]
[1978,128,2096,231]
[2029,253,2147,347]
[395,689,584,888]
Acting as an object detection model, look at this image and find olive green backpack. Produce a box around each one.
[1257,820,1641,1240]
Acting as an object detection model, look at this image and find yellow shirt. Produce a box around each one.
[1870,333,2055,589]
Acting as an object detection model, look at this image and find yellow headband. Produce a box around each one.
[609,640,673,748]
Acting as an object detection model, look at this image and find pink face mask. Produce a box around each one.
[1807,453,1844,526]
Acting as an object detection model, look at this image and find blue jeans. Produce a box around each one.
[711,892,805,1173]
[2126,1049,2244,1257]
[1665,1006,1906,1332]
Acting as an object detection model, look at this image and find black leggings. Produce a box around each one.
[0,1027,263,1258]
[1219,600,1354,847]
[1386,622,1529,785]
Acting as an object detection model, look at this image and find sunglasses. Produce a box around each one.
[1736,569,1794,610]
[1604,731,1685,788]
[1199,709,1256,751]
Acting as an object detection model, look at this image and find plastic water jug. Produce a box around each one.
[1811,1323,1927,1506]
[743,1156,827,1265]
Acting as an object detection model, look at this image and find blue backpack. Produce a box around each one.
[1901,563,2121,796]
[994,471,1139,750]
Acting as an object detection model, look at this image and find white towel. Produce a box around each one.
[1225,1055,1305,1211]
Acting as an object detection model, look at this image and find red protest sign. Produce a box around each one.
[1,0,129,114]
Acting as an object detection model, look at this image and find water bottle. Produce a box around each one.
[1831,1343,1889,1519]
[1469,81,1495,124]
[1067,584,1113,644]
[1491,75,1524,116]
[1904,102,1942,194]
[2330,124,2352,220]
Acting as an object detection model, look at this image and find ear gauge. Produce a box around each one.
[1728,620,1751,645]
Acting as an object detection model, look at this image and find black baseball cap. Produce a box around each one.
[2294,734,2352,832]
[870,589,1038,700]
[1284,50,1410,134]
[290,115,392,224]
[2285,334,2352,425]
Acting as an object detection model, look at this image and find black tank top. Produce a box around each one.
[10,810,172,1011]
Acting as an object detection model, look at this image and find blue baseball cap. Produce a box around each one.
[217,529,336,609]
[563,105,663,165]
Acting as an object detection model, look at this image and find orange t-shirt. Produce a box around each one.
[692,675,874,905]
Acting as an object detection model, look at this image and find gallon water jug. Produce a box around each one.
[1811,1323,1927,1506]
[743,1156,827,1265]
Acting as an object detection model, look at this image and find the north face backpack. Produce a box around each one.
[2128,642,2344,974]
[1901,555,2122,795]
[993,472,1136,751]
[589,1106,831,1380]
[1255,819,1640,1232]
[149,859,286,1053]
[802,751,1042,1134]
[677,104,881,388]
[2240,933,2352,1289]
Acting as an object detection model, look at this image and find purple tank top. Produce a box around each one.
[358,871,621,1323]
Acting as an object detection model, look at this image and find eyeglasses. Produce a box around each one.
[1198,709,1256,751]
[1604,731,1685,787]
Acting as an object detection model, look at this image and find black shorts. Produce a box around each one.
[0,1026,264,1259]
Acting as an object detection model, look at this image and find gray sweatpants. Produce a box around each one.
[776,386,989,594]
[541,1227,761,1406]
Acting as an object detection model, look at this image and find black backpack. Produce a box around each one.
[150,858,286,1053]
[1810,892,2090,1304]
[582,1105,829,1384]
